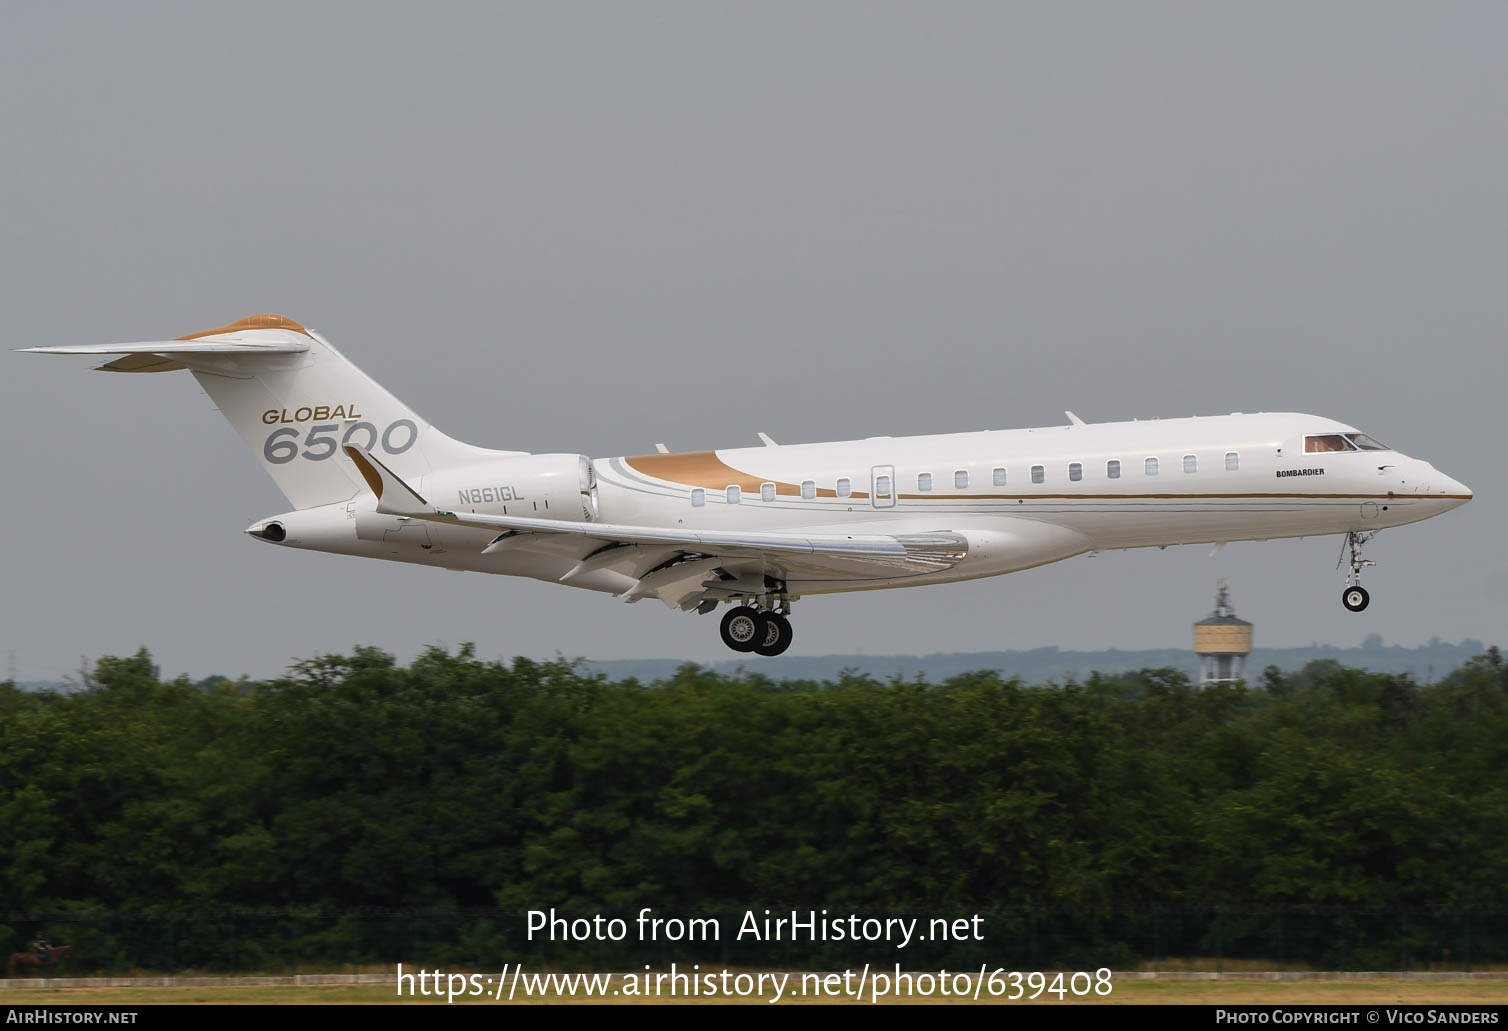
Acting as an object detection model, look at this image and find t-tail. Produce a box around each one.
[20,314,523,508]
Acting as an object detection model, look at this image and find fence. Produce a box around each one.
[6,908,1508,977]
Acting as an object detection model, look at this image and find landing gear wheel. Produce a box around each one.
[753,612,794,657]
[719,608,762,652]
[1338,531,1377,614]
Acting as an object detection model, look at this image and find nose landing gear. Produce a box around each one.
[1338,530,1377,612]
[717,597,795,656]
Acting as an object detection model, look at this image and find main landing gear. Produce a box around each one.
[718,602,795,657]
[1339,530,1377,612]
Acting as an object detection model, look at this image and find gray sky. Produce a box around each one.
[3,2,1503,682]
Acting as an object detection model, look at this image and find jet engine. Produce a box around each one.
[420,454,598,523]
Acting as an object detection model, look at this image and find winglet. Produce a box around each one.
[1065,411,1086,426]
[344,445,429,516]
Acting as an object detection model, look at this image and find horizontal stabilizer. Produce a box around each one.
[21,338,310,373]
[19,339,311,356]
[20,338,311,374]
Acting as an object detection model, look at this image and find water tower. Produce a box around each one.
[1194,579,1254,685]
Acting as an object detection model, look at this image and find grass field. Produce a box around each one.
[5,979,1508,1005]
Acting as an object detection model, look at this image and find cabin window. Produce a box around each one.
[1145,457,1159,476]
[876,474,892,497]
[1183,454,1198,474]
[993,466,1007,486]
[1031,465,1045,484]
[918,472,933,492]
[1305,434,1356,453]
[1068,462,1083,482]
[954,470,969,489]
[691,488,705,508]
[837,477,851,498]
[761,482,776,502]
[1106,460,1121,479]
[801,479,816,500]
[1225,451,1239,471]
[726,485,741,504]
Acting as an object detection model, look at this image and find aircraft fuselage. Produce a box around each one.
[259,411,1470,599]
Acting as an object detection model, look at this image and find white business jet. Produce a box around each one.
[23,315,1472,656]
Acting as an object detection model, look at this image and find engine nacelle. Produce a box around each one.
[420,454,597,523]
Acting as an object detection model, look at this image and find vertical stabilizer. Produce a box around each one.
[23,315,524,509]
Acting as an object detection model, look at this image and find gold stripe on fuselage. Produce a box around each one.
[625,451,870,499]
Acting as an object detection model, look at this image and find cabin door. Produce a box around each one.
[871,465,896,509]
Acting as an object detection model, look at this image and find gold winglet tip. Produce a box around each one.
[344,445,384,498]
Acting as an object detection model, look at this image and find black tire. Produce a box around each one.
[754,613,794,657]
[719,608,762,652]
[1342,586,1370,612]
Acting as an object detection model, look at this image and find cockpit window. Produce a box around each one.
[1305,434,1356,453]
[1305,433,1391,453]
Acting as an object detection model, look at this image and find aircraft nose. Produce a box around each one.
[1434,469,1472,505]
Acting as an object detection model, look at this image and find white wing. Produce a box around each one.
[344,445,969,609]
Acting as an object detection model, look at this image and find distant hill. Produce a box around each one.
[582,635,1493,685]
[9,636,1491,690]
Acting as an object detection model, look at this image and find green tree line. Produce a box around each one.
[2,645,1506,969]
